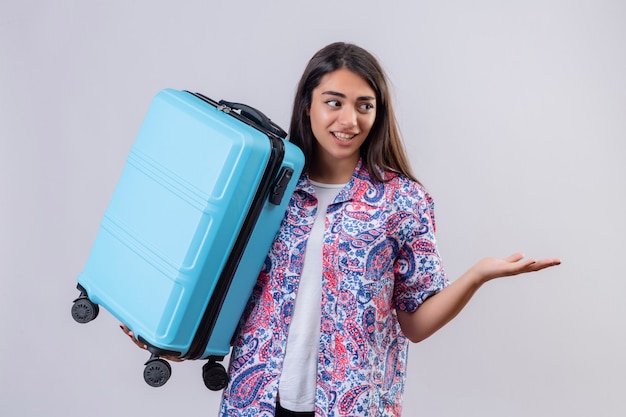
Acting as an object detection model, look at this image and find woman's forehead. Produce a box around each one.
[314,68,376,99]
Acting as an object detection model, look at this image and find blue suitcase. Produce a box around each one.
[71,89,304,389]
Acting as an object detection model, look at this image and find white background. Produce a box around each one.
[1,1,624,416]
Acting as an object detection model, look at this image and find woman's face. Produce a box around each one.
[307,68,376,182]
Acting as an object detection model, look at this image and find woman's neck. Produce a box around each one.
[308,153,358,184]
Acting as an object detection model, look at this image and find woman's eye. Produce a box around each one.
[326,100,340,107]
[359,103,375,111]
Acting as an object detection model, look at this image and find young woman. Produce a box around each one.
[123,42,560,417]
[218,42,560,417]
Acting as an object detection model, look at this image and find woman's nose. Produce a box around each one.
[337,107,357,128]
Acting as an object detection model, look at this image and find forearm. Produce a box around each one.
[397,269,485,343]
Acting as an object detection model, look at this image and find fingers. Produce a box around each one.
[506,253,561,268]
[528,257,562,272]
[119,324,148,350]
[495,254,561,278]
[512,257,561,275]
[119,324,185,362]
[505,252,526,263]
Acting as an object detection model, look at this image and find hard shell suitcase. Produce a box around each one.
[71,88,304,389]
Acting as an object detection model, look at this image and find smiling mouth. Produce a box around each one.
[333,132,358,142]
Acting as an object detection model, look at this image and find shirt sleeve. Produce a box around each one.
[392,181,449,313]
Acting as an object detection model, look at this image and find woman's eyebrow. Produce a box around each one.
[321,91,376,101]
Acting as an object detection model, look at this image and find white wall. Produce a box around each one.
[1,1,624,416]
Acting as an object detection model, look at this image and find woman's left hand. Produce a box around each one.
[398,252,561,343]
[470,252,561,283]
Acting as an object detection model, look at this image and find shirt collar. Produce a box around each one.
[295,159,387,207]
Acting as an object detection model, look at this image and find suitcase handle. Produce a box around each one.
[218,100,288,139]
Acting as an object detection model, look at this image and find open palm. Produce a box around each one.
[472,252,561,282]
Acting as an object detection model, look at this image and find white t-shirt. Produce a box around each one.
[277,180,345,412]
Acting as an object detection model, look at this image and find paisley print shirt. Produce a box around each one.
[219,160,448,417]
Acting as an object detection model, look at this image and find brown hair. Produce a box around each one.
[288,42,417,183]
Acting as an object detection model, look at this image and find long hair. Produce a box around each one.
[288,42,417,183]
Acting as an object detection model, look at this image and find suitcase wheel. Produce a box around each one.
[143,357,172,387]
[202,359,229,391]
[71,298,99,324]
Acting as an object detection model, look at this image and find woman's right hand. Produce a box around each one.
[119,323,149,350]
[119,324,184,362]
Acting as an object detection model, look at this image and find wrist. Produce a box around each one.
[464,264,492,287]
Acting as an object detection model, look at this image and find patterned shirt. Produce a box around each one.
[219,160,449,417]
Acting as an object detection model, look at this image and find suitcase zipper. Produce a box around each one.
[187,91,287,141]
[184,93,287,359]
